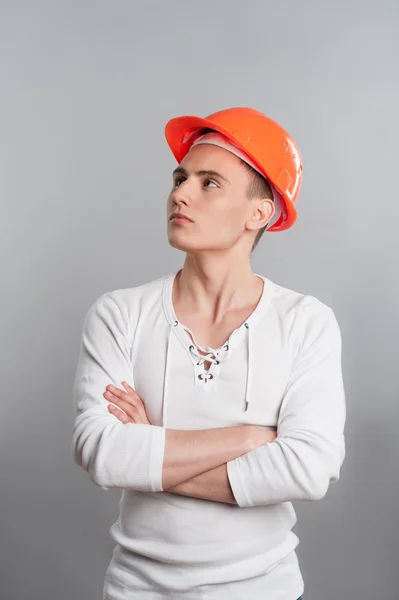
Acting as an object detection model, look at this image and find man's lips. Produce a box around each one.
[170,213,194,223]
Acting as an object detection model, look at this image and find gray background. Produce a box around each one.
[1,1,398,599]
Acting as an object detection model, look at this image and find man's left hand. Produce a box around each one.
[103,381,151,425]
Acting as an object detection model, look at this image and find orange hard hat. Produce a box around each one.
[164,106,303,231]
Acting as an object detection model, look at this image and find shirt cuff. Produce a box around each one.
[149,425,166,492]
[227,459,252,508]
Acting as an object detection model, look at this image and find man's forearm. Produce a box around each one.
[165,463,237,504]
[162,426,252,489]
[162,426,277,490]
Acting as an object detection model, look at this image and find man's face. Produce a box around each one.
[166,144,265,253]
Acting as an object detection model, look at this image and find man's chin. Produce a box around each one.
[168,238,195,252]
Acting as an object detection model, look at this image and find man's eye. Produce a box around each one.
[173,177,217,188]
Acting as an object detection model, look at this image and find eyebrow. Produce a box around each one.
[172,166,231,184]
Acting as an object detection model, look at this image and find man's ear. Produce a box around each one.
[246,199,275,232]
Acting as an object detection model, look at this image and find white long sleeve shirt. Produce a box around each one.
[72,269,346,600]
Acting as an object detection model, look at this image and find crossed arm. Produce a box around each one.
[103,381,276,505]
[166,463,236,504]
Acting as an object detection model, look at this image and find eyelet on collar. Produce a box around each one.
[198,373,214,380]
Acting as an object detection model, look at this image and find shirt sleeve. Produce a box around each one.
[71,291,166,492]
[227,301,346,507]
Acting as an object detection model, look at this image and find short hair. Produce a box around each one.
[240,161,274,252]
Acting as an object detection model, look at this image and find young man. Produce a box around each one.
[72,107,346,600]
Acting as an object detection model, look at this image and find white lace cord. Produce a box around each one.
[188,340,230,383]
[163,322,177,426]
[244,322,250,412]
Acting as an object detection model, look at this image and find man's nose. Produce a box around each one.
[172,179,193,205]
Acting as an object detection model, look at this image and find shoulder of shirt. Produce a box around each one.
[264,275,339,331]
[263,277,341,356]
[88,272,169,318]
[266,276,332,312]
